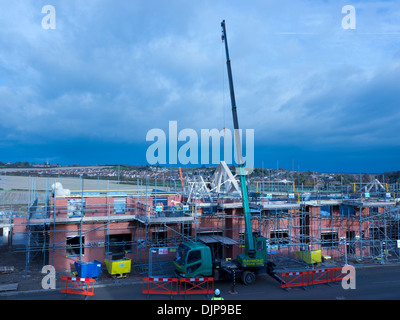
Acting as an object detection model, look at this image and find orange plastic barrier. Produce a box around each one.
[60,276,95,296]
[142,277,214,297]
[142,277,179,296]
[281,271,309,289]
[309,268,331,285]
[281,267,348,289]
[330,267,348,282]
[179,277,214,296]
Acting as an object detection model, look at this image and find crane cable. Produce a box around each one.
[221,38,226,150]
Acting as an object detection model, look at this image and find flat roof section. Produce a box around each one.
[197,234,237,245]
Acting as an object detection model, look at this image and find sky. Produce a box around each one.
[1,0,400,173]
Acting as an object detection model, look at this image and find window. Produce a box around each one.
[187,262,201,274]
[369,227,384,240]
[321,232,338,248]
[203,206,217,215]
[66,236,84,256]
[152,230,167,247]
[187,250,201,264]
[108,234,132,258]
[346,231,355,240]
[346,231,356,254]
[339,205,355,216]
[320,205,332,216]
[114,198,126,214]
[369,207,379,214]
[182,223,192,239]
[257,239,264,251]
[269,209,288,215]
[176,244,190,266]
[270,230,290,246]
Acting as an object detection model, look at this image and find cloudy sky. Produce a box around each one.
[1,0,400,173]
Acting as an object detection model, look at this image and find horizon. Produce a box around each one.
[1,158,396,176]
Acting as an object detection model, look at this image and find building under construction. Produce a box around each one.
[1,162,400,279]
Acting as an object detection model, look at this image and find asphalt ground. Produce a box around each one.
[1,264,398,320]
[2,263,400,301]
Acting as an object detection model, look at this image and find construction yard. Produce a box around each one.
[1,166,400,297]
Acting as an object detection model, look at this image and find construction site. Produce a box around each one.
[1,20,400,297]
[1,163,400,283]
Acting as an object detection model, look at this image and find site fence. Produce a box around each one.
[280,266,347,289]
[60,276,96,296]
[142,277,214,298]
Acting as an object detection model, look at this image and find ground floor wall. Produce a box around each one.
[48,220,189,271]
[45,204,400,271]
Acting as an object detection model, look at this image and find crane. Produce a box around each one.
[221,19,256,260]
[174,20,276,285]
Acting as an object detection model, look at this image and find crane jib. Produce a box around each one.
[221,20,256,257]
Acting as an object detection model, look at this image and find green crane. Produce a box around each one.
[174,20,271,285]
[221,19,256,262]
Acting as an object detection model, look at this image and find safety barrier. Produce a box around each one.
[309,268,331,285]
[142,277,214,298]
[281,271,309,289]
[179,277,214,296]
[281,266,347,289]
[330,267,348,282]
[60,276,95,296]
[142,277,179,297]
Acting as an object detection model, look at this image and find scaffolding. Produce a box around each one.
[1,173,400,281]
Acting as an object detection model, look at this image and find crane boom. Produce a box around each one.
[173,21,271,284]
[221,20,255,258]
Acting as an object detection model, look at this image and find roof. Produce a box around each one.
[197,234,237,245]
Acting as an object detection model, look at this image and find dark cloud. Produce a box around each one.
[0,1,400,172]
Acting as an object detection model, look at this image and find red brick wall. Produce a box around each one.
[12,217,28,235]
[46,194,389,270]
